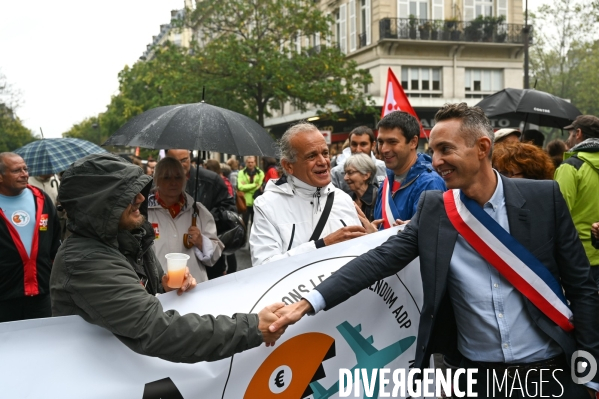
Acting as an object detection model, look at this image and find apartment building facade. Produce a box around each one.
[141,1,194,61]
[265,0,529,148]
[141,0,529,152]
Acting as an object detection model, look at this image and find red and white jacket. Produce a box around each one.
[0,185,61,300]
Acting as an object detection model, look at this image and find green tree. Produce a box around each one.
[565,40,599,116]
[530,0,598,113]
[99,43,244,136]
[0,105,36,152]
[73,0,373,142]
[62,115,159,159]
[62,116,104,145]
[187,0,373,126]
[528,0,599,143]
[0,71,36,152]
[101,1,373,132]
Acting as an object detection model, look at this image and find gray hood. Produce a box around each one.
[58,153,152,248]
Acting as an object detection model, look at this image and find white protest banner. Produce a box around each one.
[0,227,423,398]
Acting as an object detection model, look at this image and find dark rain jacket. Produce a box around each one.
[50,153,263,363]
[187,167,236,212]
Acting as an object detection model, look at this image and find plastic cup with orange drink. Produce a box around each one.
[164,253,190,289]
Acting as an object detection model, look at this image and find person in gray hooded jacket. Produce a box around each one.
[50,153,285,363]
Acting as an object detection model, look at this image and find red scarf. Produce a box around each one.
[155,192,186,218]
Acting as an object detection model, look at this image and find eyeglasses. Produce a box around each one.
[344,169,361,176]
[499,170,524,178]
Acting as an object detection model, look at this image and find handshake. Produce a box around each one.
[257,299,314,346]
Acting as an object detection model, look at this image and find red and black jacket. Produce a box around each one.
[0,185,61,301]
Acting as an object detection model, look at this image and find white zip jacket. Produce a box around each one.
[250,175,362,266]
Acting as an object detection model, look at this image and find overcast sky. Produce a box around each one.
[1,0,543,139]
[0,0,183,138]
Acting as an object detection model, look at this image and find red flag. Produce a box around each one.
[381,68,425,136]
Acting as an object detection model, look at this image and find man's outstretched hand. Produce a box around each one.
[269,299,314,334]
[258,302,287,347]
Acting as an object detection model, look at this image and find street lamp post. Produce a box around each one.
[92,122,101,146]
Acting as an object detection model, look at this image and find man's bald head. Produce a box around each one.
[166,149,192,174]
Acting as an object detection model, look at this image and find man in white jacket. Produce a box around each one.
[250,123,367,266]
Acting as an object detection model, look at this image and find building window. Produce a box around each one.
[464,0,506,21]
[349,0,356,51]
[401,67,442,97]
[335,10,341,45]
[475,0,493,17]
[465,69,503,98]
[399,0,443,20]
[172,33,182,47]
[409,0,428,19]
[361,0,367,32]
[360,0,371,46]
[335,5,347,53]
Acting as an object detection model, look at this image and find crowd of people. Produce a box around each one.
[1,104,599,397]
[268,106,599,398]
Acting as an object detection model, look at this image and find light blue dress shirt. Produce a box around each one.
[446,174,561,363]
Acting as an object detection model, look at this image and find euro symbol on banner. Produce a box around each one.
[274,370,285,388]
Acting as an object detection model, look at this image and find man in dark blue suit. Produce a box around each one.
[270,103,599,398]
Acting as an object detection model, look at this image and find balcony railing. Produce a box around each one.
[379,18,532,44]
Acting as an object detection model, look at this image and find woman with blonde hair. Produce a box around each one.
[148,157,224,283]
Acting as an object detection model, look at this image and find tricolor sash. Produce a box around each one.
[443,189,574,332]
[381,177,401,229]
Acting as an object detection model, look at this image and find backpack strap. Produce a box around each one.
[563,154,584,170]
[309,191,335,242]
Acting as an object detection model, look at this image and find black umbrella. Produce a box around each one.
[103,101,276,156]
[475,88,581,129]
[104,101,273,251]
